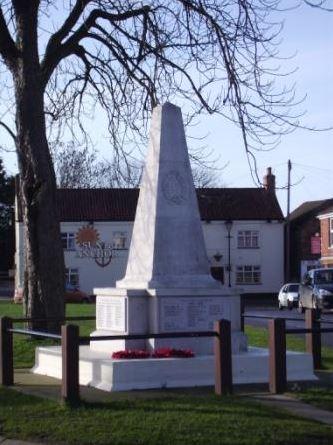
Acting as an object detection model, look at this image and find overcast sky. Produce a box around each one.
[2,3,332,215]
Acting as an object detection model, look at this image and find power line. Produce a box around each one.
[292,162,333,174]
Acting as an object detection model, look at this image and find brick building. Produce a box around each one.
[318,206,333,268]
[289,199,333,280]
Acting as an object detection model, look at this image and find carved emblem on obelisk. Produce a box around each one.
[162,170,189,205]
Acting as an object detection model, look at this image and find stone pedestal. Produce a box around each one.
[90,288,148,353]
[90,288,247,355]
[33,346,317,391]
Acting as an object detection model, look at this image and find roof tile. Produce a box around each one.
[17,187,284,222]
[51,187,283,222]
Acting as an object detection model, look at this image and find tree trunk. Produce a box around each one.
[14,1,65,332]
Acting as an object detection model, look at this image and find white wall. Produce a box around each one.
[15,219,284,295]
[203,220,284,293]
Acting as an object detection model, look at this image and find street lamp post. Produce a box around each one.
[225,220,233,287]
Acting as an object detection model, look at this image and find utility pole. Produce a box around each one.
[285,160,292,282]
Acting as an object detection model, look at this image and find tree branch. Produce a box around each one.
[0,121,17,143]
[48,0,91,45]
[0,7,19,70]
[41,5,151,84]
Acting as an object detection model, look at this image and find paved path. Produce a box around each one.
[250,392,333,426]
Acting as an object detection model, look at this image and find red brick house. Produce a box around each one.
[318,206,333,268]
[289,199,333,280]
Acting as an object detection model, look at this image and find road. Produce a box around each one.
[244,305,333,348]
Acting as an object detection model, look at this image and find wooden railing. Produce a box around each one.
[0,316,233,405]
[2,309,330,404]
[243,308,333,393]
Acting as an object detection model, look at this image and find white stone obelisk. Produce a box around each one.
[91,102,247,355]
[117,102,219,290]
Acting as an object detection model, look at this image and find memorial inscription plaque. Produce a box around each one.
[96,296,126,331]
[161,298,230,331]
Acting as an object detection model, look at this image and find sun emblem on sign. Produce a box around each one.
[76,226,100,246]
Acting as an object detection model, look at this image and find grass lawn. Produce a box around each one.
[245,325,333,370]
[0,301,95,368]
[1,301,333,444]
[1,387,333,445]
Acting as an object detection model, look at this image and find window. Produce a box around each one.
[330,218,333,247]
[61,232,76,250]
[288,284,299,293]
[314,269,333,285]
[236,265,261,284]
[65,268,79,287]
[237,230,259,249]
[112,231,127,249]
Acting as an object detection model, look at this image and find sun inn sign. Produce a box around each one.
[77,241,113,267]
[76,226,113,267]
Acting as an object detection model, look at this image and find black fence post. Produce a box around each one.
[305,309,322,370]
[61,324,80,405]
[0,317,14,386]
[269,318,286,394]
[240,296,245,333]
[214,319,233,395]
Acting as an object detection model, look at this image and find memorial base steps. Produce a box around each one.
[32,345,316,392]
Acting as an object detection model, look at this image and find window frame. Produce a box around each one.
[330,218,333,247]
[61,232,76,251]
[65,267,79,287]
[112,231,127,250]
[236,265,261,285]
[237,230,260,249]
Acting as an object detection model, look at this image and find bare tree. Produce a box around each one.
[52,142,142,188]
[0,1,300,330]
[304,0,333,10]
[192,167,221,188]
[53,143,220,188]
[52,143,98,188]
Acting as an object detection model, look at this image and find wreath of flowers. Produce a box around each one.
[152,348,194,358]
[112,349,150,359]
[112,347,194,360]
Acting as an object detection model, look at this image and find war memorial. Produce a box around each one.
[33,103,315,390]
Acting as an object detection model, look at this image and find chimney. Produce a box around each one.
[263,167,275,193]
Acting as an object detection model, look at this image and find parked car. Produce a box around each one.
[298,268,333,313]
[65,284,92,303]
[278,283,300,310]
[13,285,92,304]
